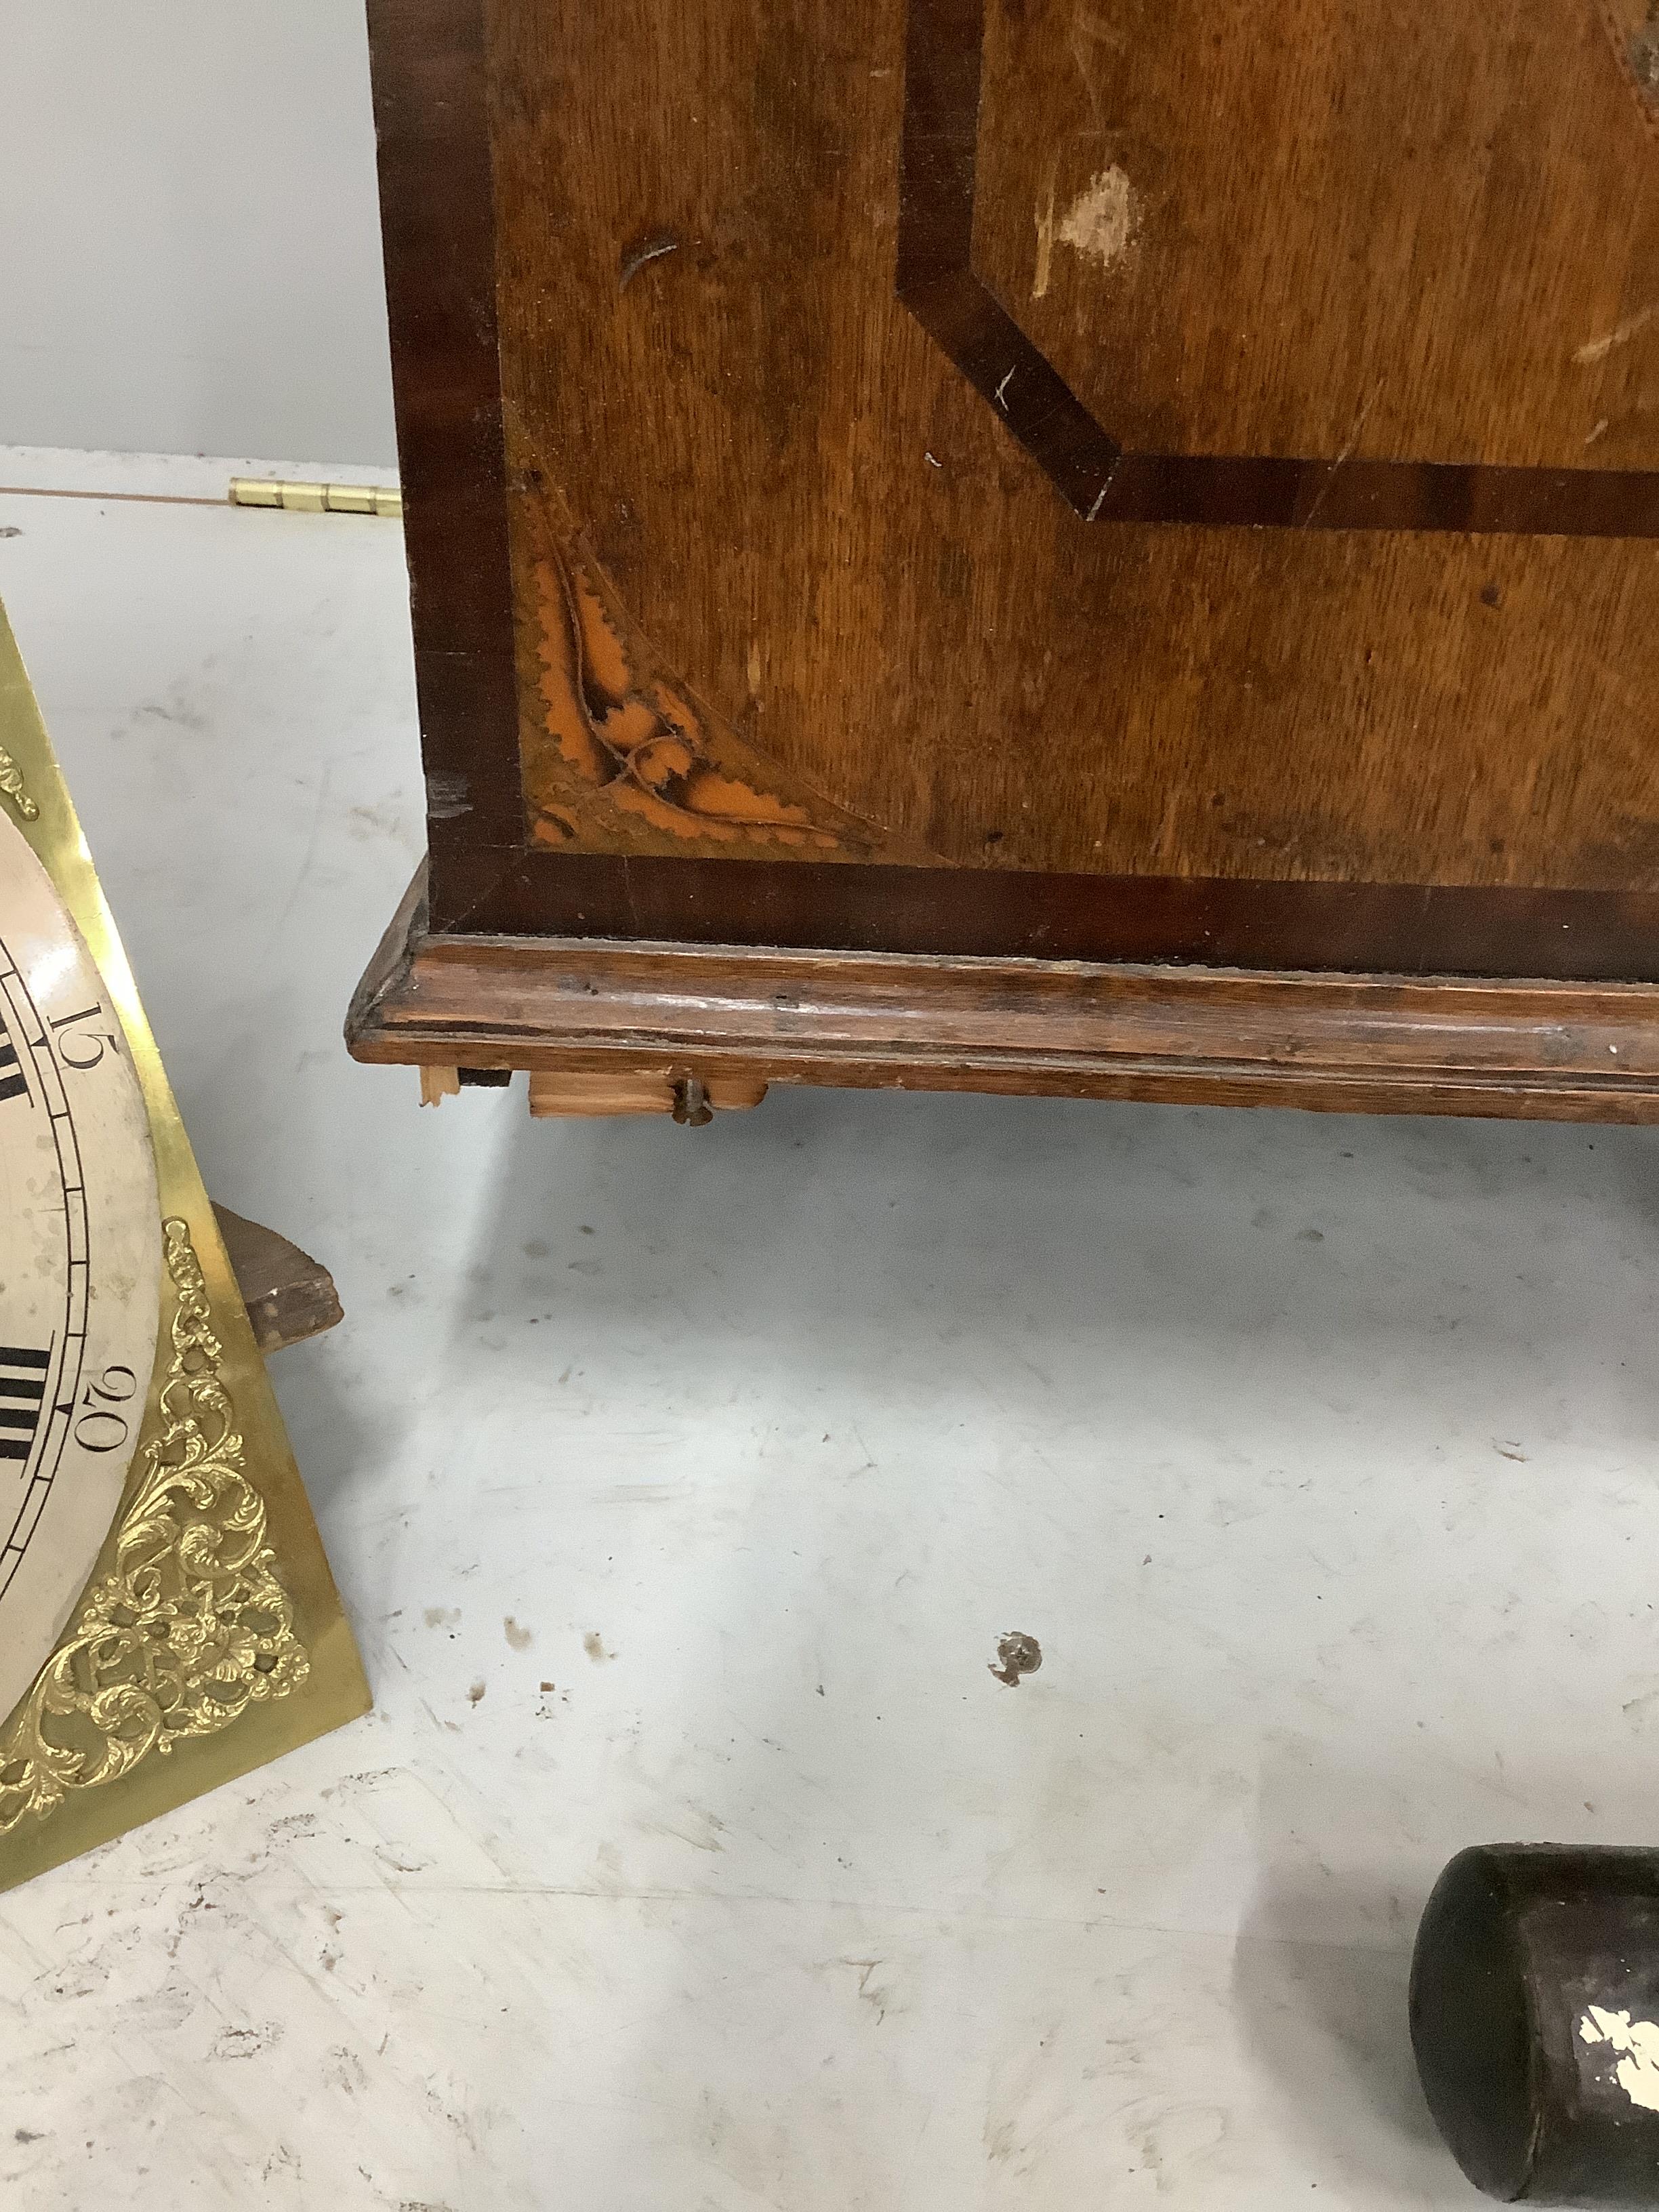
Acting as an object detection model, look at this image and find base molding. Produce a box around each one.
[346,872,1659,1122]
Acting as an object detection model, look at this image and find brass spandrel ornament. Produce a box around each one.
[0,600,369,1891]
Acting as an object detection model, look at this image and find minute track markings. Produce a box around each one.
[0,929,93,1592]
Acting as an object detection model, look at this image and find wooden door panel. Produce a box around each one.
[357,0,1659,1061]
[479,0,1659,904]
[978,0,1659,473]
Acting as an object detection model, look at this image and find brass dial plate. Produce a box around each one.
[0,808,161,1723]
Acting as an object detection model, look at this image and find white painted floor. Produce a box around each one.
[2,449,1656,2210]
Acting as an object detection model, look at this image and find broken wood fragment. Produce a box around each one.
[213,1203,344,1356]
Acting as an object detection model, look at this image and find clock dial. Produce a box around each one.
[0,808,161,1725]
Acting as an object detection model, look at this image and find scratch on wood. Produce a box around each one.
[424,770,471,821]
[619,230,680,291]
[1033,186,1057,300]
[1575,302,1659,365]
[1298,378,1384,527]
[1067,10,1126,131]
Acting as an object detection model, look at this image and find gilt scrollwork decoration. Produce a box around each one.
[0,1219,308,1832]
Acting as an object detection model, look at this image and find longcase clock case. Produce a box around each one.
[348,0,1659,1122]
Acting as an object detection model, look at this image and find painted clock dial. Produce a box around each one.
[0,807,161,1726]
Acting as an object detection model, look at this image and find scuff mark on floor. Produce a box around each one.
[989,1631,1043,1687]
[207,2020,284,2062]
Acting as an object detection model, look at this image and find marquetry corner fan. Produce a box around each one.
[0,605,367,1893]
[348,0,1659,1125]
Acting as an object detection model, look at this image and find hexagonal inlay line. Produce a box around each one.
[895,0,1659,535]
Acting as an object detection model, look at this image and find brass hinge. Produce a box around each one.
[228,477,403,518]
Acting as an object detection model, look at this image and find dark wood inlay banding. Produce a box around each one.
[432,849,1659,985]
[898,0,1659,535]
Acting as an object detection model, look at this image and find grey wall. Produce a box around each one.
[1,2,396,464]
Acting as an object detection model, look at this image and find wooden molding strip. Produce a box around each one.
[346,890,1659,1122]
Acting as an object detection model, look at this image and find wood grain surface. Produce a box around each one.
[923,0,1659,528]
[981,0,1659,474]
[367,0,1659,994]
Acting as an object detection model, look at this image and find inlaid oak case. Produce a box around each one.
[348,0,1659,1120]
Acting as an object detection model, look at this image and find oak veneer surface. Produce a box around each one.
[367,0,1659,986]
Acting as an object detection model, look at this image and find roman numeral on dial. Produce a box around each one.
[0,1020,28,1105]
[0,1347,49,1462]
